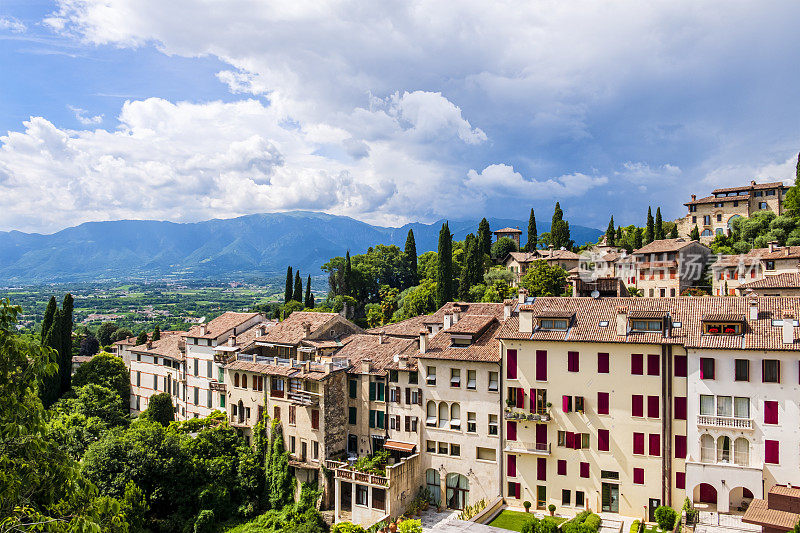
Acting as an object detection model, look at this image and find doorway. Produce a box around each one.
[340,481,352,512]
[602,483,619,513]
[649,499,661,522]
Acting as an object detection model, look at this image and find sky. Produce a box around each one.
[1,1,800,234]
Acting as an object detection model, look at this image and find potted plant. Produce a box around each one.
[548,504,556,516]
[527,414,536,421]
[524,501,532,513]
[389,519,398,533]
[506,398,515,409]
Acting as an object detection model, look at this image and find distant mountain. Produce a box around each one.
[0,211,602,284]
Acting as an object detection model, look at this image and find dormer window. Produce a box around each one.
[539,319,569,331]
[630,320,662,332]
[703,323,742,335]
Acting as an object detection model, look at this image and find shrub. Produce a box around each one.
[142,392,174,426]
[332,523,366,533]
[655,506,677,531]
[194,509,215,533]
[562,511,601,533]
[538,517,560,533]
[521,517,540,533]
[583,513,601,533]
[630,520,641,533]
[398,519,422,533]
[524,501,532,510]
[548,504,556,513]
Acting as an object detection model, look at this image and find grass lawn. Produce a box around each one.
[488,510,566,532]
[643,525,666,533]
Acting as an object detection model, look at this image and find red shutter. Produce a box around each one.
[632,395,644,417]
[580,462,589,478]
[765,440,779,464]
[565,431,574,448]
[515,483,521,499]
[647,395,659,418]
[507,421,517,441]
[765,401,779,424]
[568,351,579,372]
[676,472,686,489]
[598,429,610,451]
[562,395,571,412]
[674,355,687,377]
[557,459,567,475]
[633,432,644,454]
[516,387,525,409]
[507,349,517,379]
[647,354,660,376]
[311,409,320,430]
[675,435,686,459]
[536,350,547,381]
[508,454,517,477]
[598,352,609,373]
[649,433,660,456]
[633,467,644,484]
[537,457,547,481]
[674,397,687,420]
[530,388,536,413]
[631,353,643,375]
[597,392,609,415]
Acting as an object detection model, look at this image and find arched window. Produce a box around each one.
[446,473,469,510]
[426,401,437,427]
[734,437,749,466]
[701,229,713,237]
[438,402,449,428]
[234,373,240,387]
[252,375,258,390]
[242,374,248,389]
[426,469,441,504]
[728,215,743,230]
[700,434,714,463]
[717,436,731,463]
[450,403,461,430]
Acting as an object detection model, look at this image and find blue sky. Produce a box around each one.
[1,1,800,234]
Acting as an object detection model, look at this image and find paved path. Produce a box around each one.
[427,519,511,533]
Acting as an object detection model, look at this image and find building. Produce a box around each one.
[632,238,711,297]
[503,248,581,286]
[494,227,523,248]
[744,485,800,533]
[129,331,188,416]
[678,181,790,241]
[737,273,800,297]
[711,243,800,296]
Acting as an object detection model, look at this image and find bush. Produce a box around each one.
[538,517,560,533]
[583,513,601,533]
[332,522,366,533]
[524,501,532,510]
[630,520,641,533]
[521,517,540,533]
[562,511,601,533]
[548,504,556,513]
[398,519,422,533]
[194,509,215,533]
[142,392,174,426]
[654,506,677,531]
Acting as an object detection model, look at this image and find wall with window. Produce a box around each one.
[385,367,424,451]
[129,351,185,418]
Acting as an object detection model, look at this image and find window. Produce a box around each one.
[704,322,742,335]
[649,434,660,456]
[567,351,580,372]
[632,395,644,417]
[598,429,610,451]
[377,381,385,401]
[426,366,436,385]
[508,482,521,499]
[734,397,750,419]
[388,370,398,383]
[764,400,778,424]
[631,320,662,332]
[193,386,199,405]
[574,396,585,413]
[136,371,141,386]
[735,359,750,381]
[349,379,357,398]
[311,409,319,430]
[765,260,775,271]
[754,190,763,197]
[557,431,566,447]
[700,395,714,415]
[575,491,585,508]
[557,459,567,475]
[759,202,768,209]
[633,433,645,455]
[488,414,498,435]
[450,368,461,388]
[488,372,499,392]
[207,360,212,378]
[674,397,687,420]
[675,435,687,459]
[507,421,517,441]
[537,457,547,481]
[703,215,711,225]
[450,444,460,456]
[597,352,609,373]
[580,462,589,478]
[348,407,356,425]
[717,396,732,417]
[674,355,687,377]
[355,485,368,506]
[467,412,477,433]
[765,439,779,464]
[536,350,547,381]
[767,189,776,196]
[507,349,517,379]
[312,441,319,460]
[631,353,644,375]
[438,442,448,454]
[700,357,715,379]
[426,440,436,453]
[450,403,461,430]
[763,359,780,383]
[601,470,619,480]
[193,358,198,376]
[408,371,418,384]
[633,468,644,485]
[597,392,609,415]
[647,354,659,376]
[467,370,476,390]
[539,319,568,330]
[562,395,572,412]
[242,374,248,388]
[562,490,571,506]
[648,396,659,418]
[153,374,158,390]
[477,447,496,462]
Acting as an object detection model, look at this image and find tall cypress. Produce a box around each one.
[690,225,700,241]
[669,224,678,239]
[152,325,161,341]
[404,229,419,288]
[655,207,664,240]
[305,275,314,308]
[41,296,56,343]
[616,226,623,243]
[550,202,571,249]
[458,233,476,301]
[284,266,293,304]
[269,423,293,510]
[477,218,492,258]
[606,216,615,246]
[645,207,655,244]
[344,251,352,297]
[59,294,73,394]
[634,227,643,249]
[293,271,303,302]
[41,309,63,408]
[435,222,454,308]
[525,209,537,252]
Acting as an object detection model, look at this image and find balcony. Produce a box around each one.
[287,389,321,407]
[504,410,551,422]
[210,381,226,392]
[326,460,389,487]
[697,415,753,430]
[213,352,234,364]
[504,441,551,455]
[229,413,251,428]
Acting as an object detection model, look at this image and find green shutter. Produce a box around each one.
[377,411,385,429]
[369,409,376,428]
[220,393,225,408]
[349,380,357,399]
[377,382,385,401]
[349,406,357,425]
[369,382,376,401]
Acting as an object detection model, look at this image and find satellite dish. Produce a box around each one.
[393,354,400,363]
[591,290,600,299]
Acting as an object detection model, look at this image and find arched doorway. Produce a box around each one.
[695,483,718,505]
[237,400,244,423]
[425,469,441,504]
[729,487,754,513]
[446,473,469,510]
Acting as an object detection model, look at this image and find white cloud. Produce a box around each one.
[465,164,607,198]
[0,16,26,33]
[68,105,104,125]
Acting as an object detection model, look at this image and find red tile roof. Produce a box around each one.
[633,238,703,254]
[185,312,261,339]
[254,311,341,346]
[738,273,800,289]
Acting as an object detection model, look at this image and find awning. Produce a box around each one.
[383,440,416,453]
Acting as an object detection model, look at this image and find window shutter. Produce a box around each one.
[568,351,579,372]
[598,429,609,451]
[633,467,644,484]
[557,459,567,475]
[562,395,572,412]
[633,432,644,454]
[507,421,517,441]
[417,388,423,405]
[676,472,686,489]
[536,350,547,380]
[565,431,574,448]
[597,392,609,415]
[515,483,521,499]
[405,387,410,404]
[632,395,644,417]
[369,410,375,428]
[579,462,589,478]
[631,353,643,375]
[405,416,410,432]
[647,396,660,418]
[674,435,686,459]
[369,382,376,401]
[647,354,660,376]
[507,349,517,379]
[674,397,687,420]
[537,457,547,481]
[508,454,517,477]
[765,401,779,424]
[597,352,609,373]
[649,434,660,456]
[674,355,687,377]
[517,387,525,408]
[530,388,536,413]
[765,440,779,464]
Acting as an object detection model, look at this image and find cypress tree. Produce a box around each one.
[550,202,571,249]
[284,266,293,304]
[458,233,476,301]
[606,216,615,246]
[305,275,314,308]
[293,271,303,302]
[435,222,454,308]
[669,224,678,239]
[41,296,56,343]
[690,225,700,241]
[344,251,353,297]
[655,207,664,240]
[477,218,492,258]
[152,325,161,341]
[41,309,64,408]
[404,229,419,288]
[525,209,538,252]
[634,227,643,249]
[59,294,73,394]
[645,207,655,244]
[135,331,147,345]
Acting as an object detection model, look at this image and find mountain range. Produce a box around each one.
[0,211,603,284]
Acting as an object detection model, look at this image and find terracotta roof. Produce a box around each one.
[758,246,800,260]
[702,314,745,322]
[534,309,575,319]
[334,334,417,376]
[685,194,749,206]
[541,249,580,261]
[494,227,522,233]
[738,273,800,290]
[130,331,188,361]
[713,249,769,268]
[368,315,428,338]
[73,355,93,363]
[633,238,702,255]
[185,312,261,339]
[506,251,539,264]
[226,359,298,376]
[383,440,416,453]
[743,498,799,531]
[254,311,340,346]
[712,181,787,194]
[628,310,667,319]
[447,314,495,335]
[421,319,502,363]
[498,296,800,351]
[421,302,505,326]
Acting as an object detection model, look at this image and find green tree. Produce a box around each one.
[477,217,492,258]
[634,227,643,249]
[690,225,700,241]
[73,351,131,401]
[293,271,303,303]
[782,152,800,218]
[135,331,147,346]
[41,295,57,342]
[526,209,538,251]
[655,207,664,240]
[645,207,655,244]
[111,328,134,343]
[435,222,454,308]
[284,266,293,304]
[59,293,74,395]
[41,309,64,408]
[654,506,677,531]
[491,236,518,260]
[305,275,314,308]
[344,251,353,297]
[606,216,615,246]
[458,234,477,301]
[550,202,572,249]
[404,229,419,288]
[97,321,119,347]
[143,393,175,426]
[520,261,568,297]
[152,325,161,341]
[669,224,679,238]
[269,422,293,510]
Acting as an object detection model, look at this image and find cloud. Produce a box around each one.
[0,16,26,34]
[465,164,607,198]
[68,105,104,125]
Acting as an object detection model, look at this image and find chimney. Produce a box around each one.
[361,359,372,374]
[200,324,207,335]
[259,324,267,335]
[691,194,696,201]
[378,329,386,344]
[398,356,408,370]
[519,307,533,334]
[302,322,311,337]
[749,299,759,321]
[518,288,529,305]
[786,247,791,257]
[782,311,794,345]
[443,313,452,330]
[303,361,311,372]
[616,307,628,336]
[452,306,461,324]
[504,300,512,320]
[324,362,333,374]
[751,180,757,187]
[228,335,236,346]
[419,328,428,354]
[664,312,672,339]
[146,339,152,349]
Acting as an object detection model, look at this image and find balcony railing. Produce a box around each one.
[504,410,551,422]
[287,389,321,406]
[504,441,551,455]
[327,459,390,486]
[210,381,226,392]
[697,415,753,430]
[697,447,756,468]
[229,413,250,428]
